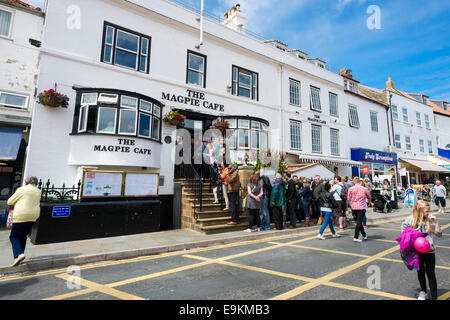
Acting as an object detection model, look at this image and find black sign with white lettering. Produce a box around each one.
[161,89,225,112]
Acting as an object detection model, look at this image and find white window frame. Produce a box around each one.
[96,107,117,135]
[370,111,378,132]
[424,114,430,129]
[329,92,338,117]
[103,25,115,64]
[330,128,340,156]
[395,134,401,149]
[238,129,250,149]
[348,105,360,128]
[138,112,152,138]
[0,8,13,39]
[392,105,398,120]
[428,140,433,154]
[226,129,237,149]
[290,120,302,151]
[81,93,98,106]
[139,99,153,114]
[310,86,321,111]
[419,139,424,153]
[416,112,422,127]
[251,129,260,150]
[289,79,300,106]
[114,29,140,71]
[187,52,205,87]
[98,93,119,104]
[311,124,322,154]
[405,136,411,151]
[139,37,149,73]
[402,107,408,122]
[152,116,160,140]
[0,91,29,109]
[118,109,138,136]
[78,105,88,133]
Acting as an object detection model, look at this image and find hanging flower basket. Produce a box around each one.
[213,120,230,134]
[37,89,69,108]
[163,110,186,126]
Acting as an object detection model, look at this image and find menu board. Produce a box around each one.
[124,173,159,196]
[82,171,123,197]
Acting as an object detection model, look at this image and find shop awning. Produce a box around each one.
[399,158,450,173]
[0,126,23,161]
[288,153,363,167]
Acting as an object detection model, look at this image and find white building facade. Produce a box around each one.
[0,0,44,207]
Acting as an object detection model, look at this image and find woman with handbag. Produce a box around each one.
[7,176,41,267]
[244,174,263,232]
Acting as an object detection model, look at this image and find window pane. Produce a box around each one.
[260,131,267,150]
[290,79,300,106]
[119,109,136,134]
[239,72,251,88]
[251,130,260,149]
[153,105,160,117]
[311,87,321,111]
[152,117,160,140]
[78,106,87,132]
[98,108,117,133]
[140,100,152,113]
[330,129,339,155]
[238,87,251,98]
[104,46,112,63]
[188,54,204,72]
[141,38,148,55]
[187,70,203,86]
[0,93,27,108]
[81,93,97,105]
[121,96,138,108]
[238,129,249,148]
[238,119,250,129]
[311,125,321,153]
[139,113,151,137]
[232,67,237,81]
[329,93,338,116]
[0,10,12,37]
[106,26,114,45]
[226,129,236,149]
[139,56,147,72]
[116,30,139,52]
[114,49,137,69]
[290,121,302,150]
[349,105,360,128]
[370,112,378,132]
[251,121,260,129]
[392,105,398,120]
[227,119,237,128]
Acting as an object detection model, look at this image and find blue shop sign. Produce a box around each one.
[351,148,397,165]
[52,206,71,218]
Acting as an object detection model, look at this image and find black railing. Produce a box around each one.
[38,179,82,203]
[183,164,204,220]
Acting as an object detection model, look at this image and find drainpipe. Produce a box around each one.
[196,0,204,49]
[280,63,284,159]
[388,91,399,208]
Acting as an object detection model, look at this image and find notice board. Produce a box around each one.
[81,170,159,198]
[82,171,123,197]
[124,173,159,197]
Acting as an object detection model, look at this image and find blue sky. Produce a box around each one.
[27,0,450,101]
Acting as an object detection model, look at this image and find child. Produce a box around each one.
[401,200,442,300]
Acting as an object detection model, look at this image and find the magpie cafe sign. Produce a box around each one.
[161,89,225,112]
[308,115,326,124]
[68,135,161,168]
[93,138,152,156]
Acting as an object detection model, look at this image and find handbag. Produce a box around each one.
[6,209,14,229]
[242,185,257,209]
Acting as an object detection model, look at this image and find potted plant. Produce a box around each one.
[37,89,69,108]
[163,110,186,126]
[213,120,230,134]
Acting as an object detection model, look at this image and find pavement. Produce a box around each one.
[0,202,445,277]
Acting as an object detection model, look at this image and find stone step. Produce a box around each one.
[200,223,250,235]
[196,215,249,227]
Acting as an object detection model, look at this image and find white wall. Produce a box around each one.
[434,113,450,149]
[0,2,43,121]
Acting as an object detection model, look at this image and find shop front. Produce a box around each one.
[398,158,450,185]
[351,148,398,182]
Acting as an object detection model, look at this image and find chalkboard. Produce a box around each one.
[124,173,159,196]
[82,171,123,197]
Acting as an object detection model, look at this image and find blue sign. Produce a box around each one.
[351,148,397,165]
[52,206,71,218]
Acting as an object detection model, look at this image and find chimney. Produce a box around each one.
[386,76,394,90]
[223,4,246,33]
[339,68,353,78]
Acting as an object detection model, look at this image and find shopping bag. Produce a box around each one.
[6,210,14,229]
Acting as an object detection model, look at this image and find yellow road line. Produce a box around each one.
[54,273,146,300]
[269,245,400,300]
[438,291,450,300]
[323,281,414,300]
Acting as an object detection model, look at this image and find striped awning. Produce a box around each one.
[294,154,363,167]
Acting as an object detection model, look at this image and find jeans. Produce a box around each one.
[353,210,367,239]
[312,200,321,218]
[259,195,270,229]
[363,215,367,227]
[319,210,336,235]
[210,164,217,184]
[228,192,239,222]
[417,253,437,300]
[303,200,310,218]
[287,198,297,227]
[10,222,34,259]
